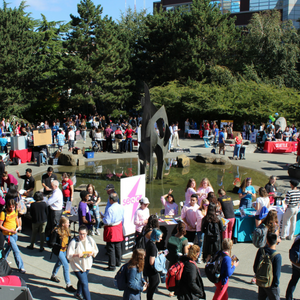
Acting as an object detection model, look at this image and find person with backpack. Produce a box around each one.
[201,203,224,263]
[50,216,76,293]
[286,234,300,300]
[212,238,239,300]
[253,231,282,300]
[123,248,148,300]
[144,228,163,300]
[176,244,205,300]
[0,198,25,274]
[67,224,98,300]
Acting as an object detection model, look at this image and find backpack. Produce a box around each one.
[114,263,128,291]
[206,222,219,242]
[256,249,278,288]
[205,251,227,283]
[166,260,185,292]
[134,229,147,250]
[289,237,300,267]
[252,223,268,248]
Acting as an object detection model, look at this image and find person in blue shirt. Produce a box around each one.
[123,248,147,300]
[101,192,124,271]
[238,177,256,209]
[51,122,59,143]
[104,184,119,214]
[214,125,219,144]
[56,129,65,151]
[218,127,226,155]
[213,238,239,300]
[0,134,8,154]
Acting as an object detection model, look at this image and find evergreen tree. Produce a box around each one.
[62,0,132,114]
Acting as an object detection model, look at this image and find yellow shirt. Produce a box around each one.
[0,210,18,236]
[61,236,69,252]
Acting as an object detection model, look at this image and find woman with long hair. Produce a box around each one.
[143,214,159,243]
[50,216,76,293]
[265,175,277,205]
[233,132,243,160]
[86,184,101,235]
[61,173,74,208]
[185,178,200,205]
[212,239,239,300]
[254,187,270,227]
[123,249,148,300]
[125,124,134,152]
[144,228,163,300]
[197,178,214,206]
[160,189,178,216]
[238,177,256,209]
[201,203,224,262]
[176,245,205,300]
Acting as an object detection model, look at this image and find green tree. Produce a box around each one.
[242,10,300,89]
[134,0,239,87]
[62,0,132,114]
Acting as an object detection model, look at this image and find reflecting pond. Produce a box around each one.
[37,158,268,215]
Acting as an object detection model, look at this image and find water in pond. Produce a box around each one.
[39,158,268,215]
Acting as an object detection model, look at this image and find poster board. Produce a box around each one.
[33,129,52,146]
[220,120,234,129]
[121,174,145,253]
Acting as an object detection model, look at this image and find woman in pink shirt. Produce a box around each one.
[181,194,199,243]
[185,178,201,205]
[197,178,214,206]
[134,197,150,236]
[1,172,18,191]
[160,189,178,216]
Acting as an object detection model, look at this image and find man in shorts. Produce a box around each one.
[219,127,226,155]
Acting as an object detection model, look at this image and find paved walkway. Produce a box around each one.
[4,135,300,300]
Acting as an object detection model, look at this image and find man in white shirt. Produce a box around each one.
[68,126,75,152]
[46,180,63,235]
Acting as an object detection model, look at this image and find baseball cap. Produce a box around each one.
[140,197,150,205]
[290,180,299,187]
[105,184,115,190]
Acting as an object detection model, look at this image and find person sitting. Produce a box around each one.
[238,177,256,209]
[160,189,178,216]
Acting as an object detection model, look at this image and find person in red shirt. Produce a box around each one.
[124,124,134,152]
[61,173,73,209]
[1,172,18,191]
[233,132,243,160]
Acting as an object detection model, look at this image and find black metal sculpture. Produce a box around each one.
[138,83,171,181]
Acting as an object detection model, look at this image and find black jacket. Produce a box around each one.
[177,256,206,300]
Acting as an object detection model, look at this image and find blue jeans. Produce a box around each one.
[126,138,132,152]
[90,205,100,230]
[168,137,172,151]
[52,250,71,285]
[75,270,91,300]
[234,144,241,158]
[196,231,204,259]
[204,130,209,137]
[4,234,24,270]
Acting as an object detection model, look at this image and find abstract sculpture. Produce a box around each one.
[138,83,171,182]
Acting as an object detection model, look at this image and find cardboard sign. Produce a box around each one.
[33,129,52,146]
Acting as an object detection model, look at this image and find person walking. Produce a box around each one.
[212,239,239,300]
[0,198,26,273]
[219,127,226,155]
[67,225,98,300]
[281,180,300,240]
[123,248,148,300]
[26,192,48,251]
[50,216,76,293]
[172,122,180,147]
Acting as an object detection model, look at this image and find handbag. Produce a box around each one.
[0,258,12,276]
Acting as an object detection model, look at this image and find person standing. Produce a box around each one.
[56,129,65,151]
[265,176,277,205]
[61,173,74,208]
[86,184,101,236]
[212,239,239,300]
[233,133,243,160]
[104,124,113,152]
[197,178,214,206]
[16,168,35,197]
[286,234,300,300]
[101,192,124,271]
[172,122,180,147]
[27,192,48,251]
[42,167,57,196]
[78,191,95,234]
[218,127,226,155]
[168,124,173,152]
[123,248,148,300]
[281,180,300,240]
[253,231,281,300]
[68,125,75,152]
[114,126,123,153]
[46,180,63,236]
[0,198,26,273]
[176,245,206,300]
[104,184,118,214]
[0,155,5,179]
[134,197,150,237]
[67,225,98,300]
[254,187,270,228]
[184,118,190,138]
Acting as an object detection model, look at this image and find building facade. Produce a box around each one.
[153,0,300,27]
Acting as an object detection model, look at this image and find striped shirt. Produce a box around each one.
[285,189,300,207]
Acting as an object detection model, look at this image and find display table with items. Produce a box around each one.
[263,141,297,153]
[9,148,33,164]
[233,206,300,243]
[157,215,181,250]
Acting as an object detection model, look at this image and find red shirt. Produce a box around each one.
[125,129,134,139]
[235,136,243,145]
[62,179,73,197]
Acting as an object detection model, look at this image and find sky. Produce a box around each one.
[12,0,153,23]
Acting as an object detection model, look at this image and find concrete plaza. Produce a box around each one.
[3,135,300,300]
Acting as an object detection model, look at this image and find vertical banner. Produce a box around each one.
[121,174,146,254]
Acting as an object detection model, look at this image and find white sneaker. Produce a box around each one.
[95,229,100,236]
[6,260,12,265]
[91,230,95,236]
